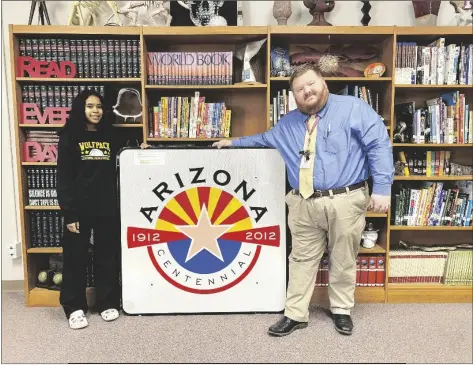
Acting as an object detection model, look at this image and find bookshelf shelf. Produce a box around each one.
[393,143,473,148]
[393,176,473,181]
[366,212,388,218]
[20,124,143,128]
[24,206,60,210]
[8,25,472,308]
[145,84,267,89]
[311,286,385,304]
[390,226,472,231]
[19,124,63,128]
[11,24,141,36]
[21,162,57,166]
[27,248,62,254]
[387,284,472,303]
[147,138,224,142]
[16,78,141,83]
[270,77,392,82]
[28,287,60,307]
[395,84,472,89]
[112,124,143,128]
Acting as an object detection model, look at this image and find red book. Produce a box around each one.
[356,257,360,286]
[368,256,377,286]
[376,256,385,286]
[322,258,329,286]
[360,258,369,286]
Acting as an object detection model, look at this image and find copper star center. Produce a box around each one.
[176,206,232,263]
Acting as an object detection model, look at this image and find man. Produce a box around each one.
[213,63,394,337]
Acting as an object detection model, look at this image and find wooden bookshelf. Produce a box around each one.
[8,25,472,308]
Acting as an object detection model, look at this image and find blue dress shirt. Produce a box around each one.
[232,93,394,196]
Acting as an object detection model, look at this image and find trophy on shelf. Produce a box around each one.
[177,0,227,26]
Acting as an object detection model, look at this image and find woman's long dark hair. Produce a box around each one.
[61,89,111,135]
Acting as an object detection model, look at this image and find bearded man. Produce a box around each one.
[213,63,394,337]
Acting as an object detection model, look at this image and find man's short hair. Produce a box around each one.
[289,63,323,90]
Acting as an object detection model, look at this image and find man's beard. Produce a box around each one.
[297,89,328,115]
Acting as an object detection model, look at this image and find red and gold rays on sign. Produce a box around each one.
[127,187,280,249]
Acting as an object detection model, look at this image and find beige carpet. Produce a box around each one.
[2,291,472,363]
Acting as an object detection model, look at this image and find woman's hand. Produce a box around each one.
[140,143,150,149]
[67,222,80,234]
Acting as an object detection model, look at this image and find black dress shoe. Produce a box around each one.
[333,314,353,335]
[268,316,308,337]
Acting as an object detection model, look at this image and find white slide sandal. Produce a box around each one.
[100,308,119,322]
[69,310,89,330]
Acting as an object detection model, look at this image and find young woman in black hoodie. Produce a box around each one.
[57,89,121,329]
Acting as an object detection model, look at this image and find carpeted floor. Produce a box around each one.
[1,291,472,364]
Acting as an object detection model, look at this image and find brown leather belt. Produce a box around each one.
[293,181,366,199]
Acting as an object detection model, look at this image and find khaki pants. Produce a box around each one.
[284,185,369,322]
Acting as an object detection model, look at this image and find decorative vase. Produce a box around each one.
[412,0,441,26]
[361,1,371,26]
[272,1,292,25]
[303,0,335,26]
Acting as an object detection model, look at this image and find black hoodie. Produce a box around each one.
[56,127,119,224]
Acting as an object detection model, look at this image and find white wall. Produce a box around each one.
[0,1,461,281]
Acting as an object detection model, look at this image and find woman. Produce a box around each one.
[57,89,121,329]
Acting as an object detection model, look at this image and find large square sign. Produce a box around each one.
[118,148,287,314]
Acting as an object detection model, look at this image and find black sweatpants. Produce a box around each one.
[60,215,121,319]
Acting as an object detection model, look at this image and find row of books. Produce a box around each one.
[146,52,233,85]
[315,255,385,287]
[21,85,106,112]
[19,37,141,78]
[27,167,57,189]
[27,167,58,207]
[391,181,473,227]
[270,84,382,127]
[396,150,459,177]
[337,85,381,116]
[389,249,472,285]
[394,93,472,145]
[270,89,296,127]
[147,92,231,139]
[395,39,472,85]
[27,166,57,206]
[30,211,64,248]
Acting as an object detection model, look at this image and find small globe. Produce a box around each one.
[53,272,63,285]
[37,271,48,283]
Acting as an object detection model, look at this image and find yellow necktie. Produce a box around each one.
[299,115,320,199]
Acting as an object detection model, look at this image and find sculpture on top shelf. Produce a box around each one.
[68,1,122,26]
[411,0,441,26]
[448,1,473,26]
[272,1,292,25]
[177,0,227,26]
[106,1,172,26]
[303,0,335,26]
